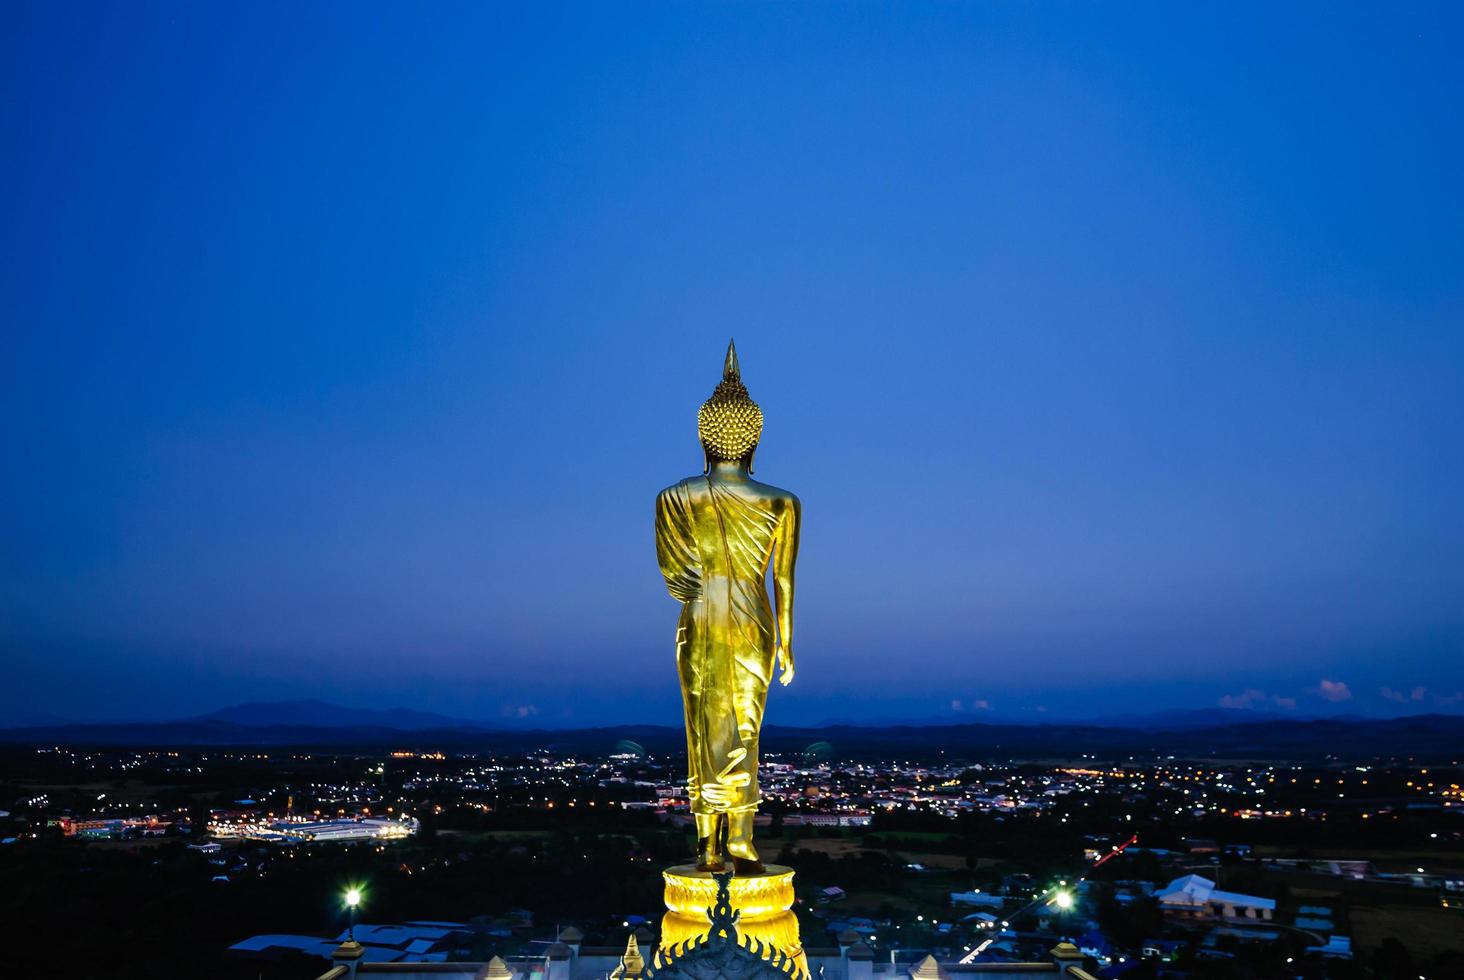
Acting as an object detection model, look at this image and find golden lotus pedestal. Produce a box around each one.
[661,864,805,975]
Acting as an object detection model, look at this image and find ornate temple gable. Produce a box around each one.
[645,874,800,980]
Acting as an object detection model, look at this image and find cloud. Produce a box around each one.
[1436,691,1464,706]
[1218,689,1297,711]
[1314,679,1353,703]
[1380,686,1427,703]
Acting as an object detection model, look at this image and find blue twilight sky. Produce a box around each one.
[3,3,1462,727]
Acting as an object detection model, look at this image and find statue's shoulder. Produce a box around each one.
[657,477,700,501]
[747,478,800,511]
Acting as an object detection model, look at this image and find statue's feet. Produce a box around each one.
[694,813,726,871]
[725,811,763,874]
[695,835,725,873]
[730,853,765,875]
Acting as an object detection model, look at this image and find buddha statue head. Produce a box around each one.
[698,339,762,471]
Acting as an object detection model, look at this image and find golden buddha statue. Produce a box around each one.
[655,340,801,875]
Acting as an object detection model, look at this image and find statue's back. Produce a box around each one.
[670,475,794,581]
[654,340,800,877]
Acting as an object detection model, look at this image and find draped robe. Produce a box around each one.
[655,477,781,815]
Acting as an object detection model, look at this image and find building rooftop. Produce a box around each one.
[1158,874,1275,911]
[333,924,467,947]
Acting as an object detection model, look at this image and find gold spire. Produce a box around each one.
[611,934,645,978]
[911,954,942,980]
[480,956,514,980]
[698,339,763,461]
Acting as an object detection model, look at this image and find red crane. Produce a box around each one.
[1090,832,1139,870]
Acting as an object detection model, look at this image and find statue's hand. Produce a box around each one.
[777,646,795,686]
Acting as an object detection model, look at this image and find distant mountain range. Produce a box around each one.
[1072,707,1305,730]
[1,699,1460,762]
[195,699,477,731]
[818,707,1310,731]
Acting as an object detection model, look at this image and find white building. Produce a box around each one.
[1156,874,1274,921]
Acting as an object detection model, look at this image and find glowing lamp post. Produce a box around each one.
[345,888,362,942]
[1052,888,1074,939]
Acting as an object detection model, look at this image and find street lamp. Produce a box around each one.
[345,888,362,942]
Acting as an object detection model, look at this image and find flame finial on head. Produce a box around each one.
[723,339,741,380]
[698,339,762,461]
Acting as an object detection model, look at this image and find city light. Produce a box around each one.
[19,743,1456,969]
[344,886,363,943]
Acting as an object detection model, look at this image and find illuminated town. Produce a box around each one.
[3,739,1460,977]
